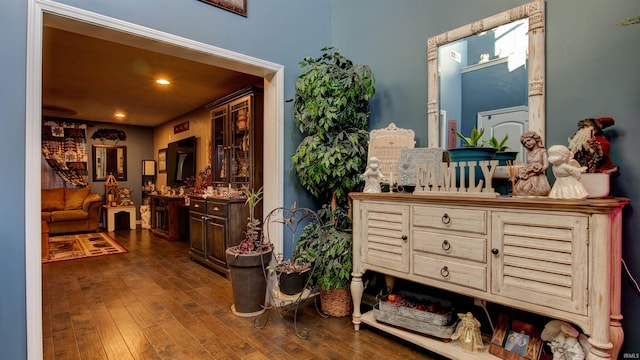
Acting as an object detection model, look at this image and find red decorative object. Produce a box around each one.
[174,121,190,134]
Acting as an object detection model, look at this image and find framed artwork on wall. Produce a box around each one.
[158,148,167,173]
[198,0,247,17]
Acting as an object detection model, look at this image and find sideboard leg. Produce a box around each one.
[351,272,363,331]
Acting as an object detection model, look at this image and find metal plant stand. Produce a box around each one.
[253,205,327,339]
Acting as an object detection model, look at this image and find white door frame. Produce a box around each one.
[26,1,285,358]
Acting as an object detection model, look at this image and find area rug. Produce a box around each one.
[44,232,128,263]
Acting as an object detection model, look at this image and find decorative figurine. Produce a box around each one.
[541,320,586,360]
[514,131,551,196]
[140,205,151,229]
[568,117,619,176]
[118,188,133,206]
[451,312,484,352]
[547,145,588,200]
[361,157,383,193]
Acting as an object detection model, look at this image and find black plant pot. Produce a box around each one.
[278,271,308,295]
[225,248,272,317]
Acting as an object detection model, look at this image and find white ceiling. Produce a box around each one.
[42,14,262,127]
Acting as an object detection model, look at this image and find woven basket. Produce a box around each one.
[320,287,352,317]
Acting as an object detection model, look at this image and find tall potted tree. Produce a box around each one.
[290,46,375,316]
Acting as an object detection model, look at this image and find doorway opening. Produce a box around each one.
[26,1,284,358]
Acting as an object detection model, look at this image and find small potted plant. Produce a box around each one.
[225,186,273,317]
[447,127,497,188]
[265,202,318,295]
[488,134,519,165]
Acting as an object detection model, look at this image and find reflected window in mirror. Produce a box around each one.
[93,145,127,181]
[427,0,545,156]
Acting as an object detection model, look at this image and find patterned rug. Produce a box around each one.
[43,232,128,263]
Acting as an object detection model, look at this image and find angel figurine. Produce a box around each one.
[547,145,588,200]
[361,157,383,193]
[451,312,484,352]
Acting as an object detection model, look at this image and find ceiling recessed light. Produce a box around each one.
[114,112,126,118]
[156,79,171,85]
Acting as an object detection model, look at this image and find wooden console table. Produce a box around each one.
[350,192,628,360]
[150,195,186,241]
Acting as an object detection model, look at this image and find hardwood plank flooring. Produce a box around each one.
[42,229,445,359]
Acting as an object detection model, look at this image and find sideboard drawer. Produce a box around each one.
[413,229,486,263]
[413,254,487,291]
[207,202,228,217]
[413,206,486,234]
[190,199,206,215]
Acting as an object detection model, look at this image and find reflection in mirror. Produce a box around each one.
[427,0,545,157]
[93,145,127,181]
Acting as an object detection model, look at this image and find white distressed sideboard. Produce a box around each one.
[350,192,628,360]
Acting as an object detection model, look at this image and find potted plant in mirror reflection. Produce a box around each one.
[488,134,519,166]
[265,202,319,296]
[446,127,497,189]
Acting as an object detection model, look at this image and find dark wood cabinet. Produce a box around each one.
[189,197,247,277]
[206,86,263,197]
[150,195,186,241]
[190,87,263,276]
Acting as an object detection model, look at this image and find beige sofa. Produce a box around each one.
[41,187,102,235]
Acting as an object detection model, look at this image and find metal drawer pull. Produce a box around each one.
[441,213,451,225]
[491,248,500,255]
[442,240,451,251]
[213,207,219,211]
[440,266,449,278]
[401,235,408,241]
[194,204,200,208]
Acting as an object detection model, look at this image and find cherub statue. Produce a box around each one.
[541,320,586,360]
[547,145,588,200]
[139,205,151,229]
[451,312,484,352]
[361,157,383,193]
[514,131,551,196]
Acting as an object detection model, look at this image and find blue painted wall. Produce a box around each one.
[2,0,640,358]
[335,0,640,357]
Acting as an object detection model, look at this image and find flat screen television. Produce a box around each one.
[166,136,196,187]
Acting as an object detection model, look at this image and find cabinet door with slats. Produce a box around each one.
[491,211,588,315]
[360,202,410,274]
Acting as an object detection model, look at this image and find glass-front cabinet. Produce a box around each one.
[208,86,263,192]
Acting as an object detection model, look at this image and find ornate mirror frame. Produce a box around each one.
[92,144,127,182]
[427,0,545,148]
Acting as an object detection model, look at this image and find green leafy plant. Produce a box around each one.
[290,46,375,208]
[455,127,486,147]
[488,134,510,151]
[295,204,352,291]
[228,186,271,254]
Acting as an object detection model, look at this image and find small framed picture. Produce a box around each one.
[489,314,543,360]
[504,330,529,356]
[158,148,167,173]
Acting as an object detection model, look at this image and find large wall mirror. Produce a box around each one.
[93,145,127,181]
[427,0,545,159]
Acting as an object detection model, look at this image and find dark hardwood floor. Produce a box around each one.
[42,229,442,359]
